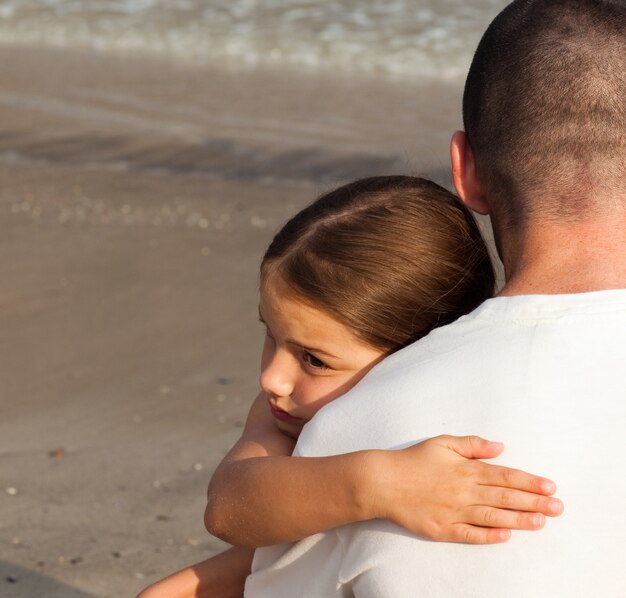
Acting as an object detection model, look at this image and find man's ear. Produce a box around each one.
[450,131,490,215]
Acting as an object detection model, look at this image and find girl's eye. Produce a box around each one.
[302,351,328,370]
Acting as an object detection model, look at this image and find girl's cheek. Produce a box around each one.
[299,377,344,416]
[293,379,319,410]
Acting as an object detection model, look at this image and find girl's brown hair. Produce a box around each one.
[261,176,495,354]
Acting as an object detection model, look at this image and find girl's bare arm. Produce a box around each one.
[205,393,563,547]
[136,547,253,598]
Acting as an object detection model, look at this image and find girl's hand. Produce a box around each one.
[366,435,564,544]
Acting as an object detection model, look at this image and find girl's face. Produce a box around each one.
[259,275,385,439]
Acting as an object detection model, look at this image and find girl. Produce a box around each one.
[139,177,562,598]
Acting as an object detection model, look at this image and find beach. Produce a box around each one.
[0,39,500,598]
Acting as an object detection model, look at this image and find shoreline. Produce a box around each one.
[0,43,464,184]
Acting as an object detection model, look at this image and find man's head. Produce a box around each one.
[455,0,626,230]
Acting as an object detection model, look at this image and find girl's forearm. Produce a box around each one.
[204,392,376,548]
[205,451,375,547]
[137,547,254,598]
[205,435,564,548]
[205,393,563,549]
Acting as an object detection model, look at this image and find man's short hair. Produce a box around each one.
[463,0,626,226]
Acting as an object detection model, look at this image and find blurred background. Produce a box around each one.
[0,1,507,596]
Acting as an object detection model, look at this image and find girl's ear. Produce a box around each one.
[450,131,490,215]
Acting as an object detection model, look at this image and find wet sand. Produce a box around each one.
[0,44,498,597]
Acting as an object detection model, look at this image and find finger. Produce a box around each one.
[473,462,558,496]
[464,506,548,531]
[451,524,512,545]
[439,434,505,459]
[477,486,564,516]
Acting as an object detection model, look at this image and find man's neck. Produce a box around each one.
[497,213,626,297]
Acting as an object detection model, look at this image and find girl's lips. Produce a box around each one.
[269,403,302,424]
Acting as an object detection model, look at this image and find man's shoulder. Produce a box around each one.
[294,301,499,456]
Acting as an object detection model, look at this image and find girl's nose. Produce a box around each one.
[260,352,295,398]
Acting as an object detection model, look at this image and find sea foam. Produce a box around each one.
[0,0,508,79]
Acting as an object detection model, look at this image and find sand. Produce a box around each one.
[0,44,499,597]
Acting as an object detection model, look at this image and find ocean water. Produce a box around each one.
[0,0,509,79]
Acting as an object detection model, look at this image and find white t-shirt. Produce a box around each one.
[245,290,626,597]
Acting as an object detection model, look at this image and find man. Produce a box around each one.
[245,0,626,595]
